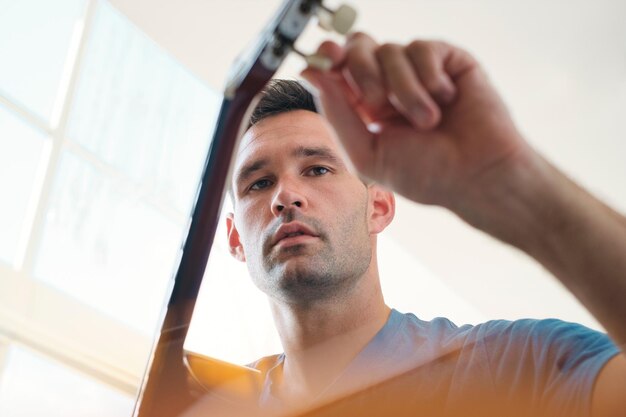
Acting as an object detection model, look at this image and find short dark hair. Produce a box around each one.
[249,79,318,127]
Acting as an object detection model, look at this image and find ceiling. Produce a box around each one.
[107,0,626,330]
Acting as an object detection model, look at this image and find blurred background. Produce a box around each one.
[0,0,625,415]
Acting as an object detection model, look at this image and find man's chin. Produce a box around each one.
[275,269,336,304]
[269,258,329,286]
[272,256,318,279]
[268,243,315,264]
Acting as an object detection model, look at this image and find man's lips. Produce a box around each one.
[271,222,319,247]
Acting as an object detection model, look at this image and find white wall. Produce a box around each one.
[110,0,626,338]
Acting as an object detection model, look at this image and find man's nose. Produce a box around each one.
[271,180,308,216]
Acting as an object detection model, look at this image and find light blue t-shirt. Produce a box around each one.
[252,309,620,416]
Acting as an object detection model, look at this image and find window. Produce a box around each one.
[0,342,134,417]
[0,0,87,126]
[0,1,220,415]
[0,105,49,266]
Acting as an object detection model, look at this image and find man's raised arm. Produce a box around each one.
[301,33,626,416]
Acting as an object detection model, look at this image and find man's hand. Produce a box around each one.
[302,33,626,417]
[301,33,533,217]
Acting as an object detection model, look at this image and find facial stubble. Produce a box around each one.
[249,195,372,305]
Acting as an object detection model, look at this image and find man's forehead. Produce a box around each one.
[234,110,342,169]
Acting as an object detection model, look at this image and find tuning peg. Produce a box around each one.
[305,52,333,71]
[317,4,357,35]
[292,47,333,71]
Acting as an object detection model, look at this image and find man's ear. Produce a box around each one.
[367,185,395,235]
[226,213,246,262]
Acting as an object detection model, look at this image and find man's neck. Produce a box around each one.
[269,269,390,403]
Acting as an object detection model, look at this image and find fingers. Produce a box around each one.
[300,35,479,181]
[342,32,387,109]
[376,43,442,129]
[301,60,377,177]
[405,40,457,105]
[303,34,477,131]
[314,40,344,68]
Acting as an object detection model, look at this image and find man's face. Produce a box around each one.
[227,110,374,304]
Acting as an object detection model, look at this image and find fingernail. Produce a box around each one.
[411,106,433,128]
[438,78,456,104]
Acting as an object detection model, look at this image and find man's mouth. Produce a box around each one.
[272,222,319,247]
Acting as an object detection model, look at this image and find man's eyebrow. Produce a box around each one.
[292,146,343,165]
[235,158,268,188]
[235,146,344,189]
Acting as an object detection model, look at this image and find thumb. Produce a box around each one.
[301,68,376,177]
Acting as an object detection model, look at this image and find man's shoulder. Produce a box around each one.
[405,312,611,341]
[471,317,615,347]
[393,311,617,359]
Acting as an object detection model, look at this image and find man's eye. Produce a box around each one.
[306,166,330,176]
[250,178,272,191]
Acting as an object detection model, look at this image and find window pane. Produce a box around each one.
[0,0,87,124]
[34,150,183,333]
[0,344,134,417]
[0,104,49,266]
[186,228,282,365]
[67,1,220,215]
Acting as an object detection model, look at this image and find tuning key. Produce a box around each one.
[317,4,357,35]
[292,47,333,71]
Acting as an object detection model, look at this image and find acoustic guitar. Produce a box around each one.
[133,2,355,416]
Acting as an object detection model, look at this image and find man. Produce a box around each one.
[224,33,625,416]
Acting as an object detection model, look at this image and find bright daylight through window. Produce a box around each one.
[0,0,220,415]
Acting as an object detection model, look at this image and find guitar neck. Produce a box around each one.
[134,88,261,417]
[134,1,327,415]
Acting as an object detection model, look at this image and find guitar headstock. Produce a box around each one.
[224,0,356,98]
